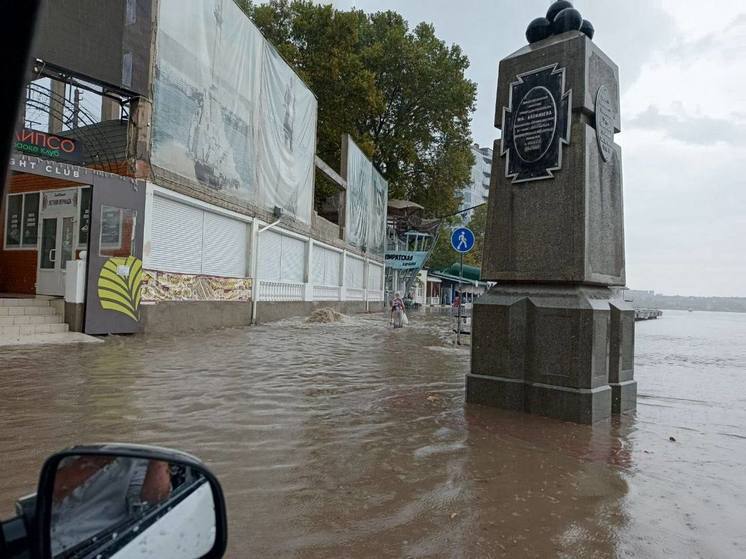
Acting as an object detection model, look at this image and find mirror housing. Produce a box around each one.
[33,444,228,559]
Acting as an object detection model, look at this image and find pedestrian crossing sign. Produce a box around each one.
[451,227,475,253]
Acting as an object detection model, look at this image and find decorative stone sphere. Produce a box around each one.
[526,17,553,43]
[551,7,583,34]
[546,0,574,22]
[580,19,595,39]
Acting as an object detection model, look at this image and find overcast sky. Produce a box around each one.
[324,0,746,297]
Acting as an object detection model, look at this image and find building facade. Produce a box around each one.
[1,0,386,338]
[459,144,492,221]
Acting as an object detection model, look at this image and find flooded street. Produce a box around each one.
[1,309,745,558]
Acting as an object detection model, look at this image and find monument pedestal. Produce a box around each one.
[470,30,636,423]
[608,299,637,413]
[467,284,632,424]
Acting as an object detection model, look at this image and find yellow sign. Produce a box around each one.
[97,256,143,321]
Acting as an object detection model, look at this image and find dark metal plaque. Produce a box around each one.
[595,85,614,162]
[501,64,572,183]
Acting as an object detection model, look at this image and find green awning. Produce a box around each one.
[436,263,482,282]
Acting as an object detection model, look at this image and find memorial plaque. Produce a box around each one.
[595,85,614,162]
[501,64,572,183]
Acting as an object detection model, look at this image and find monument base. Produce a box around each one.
[467,284,634,424]
[610,379,637,414]
[466,374,612,424]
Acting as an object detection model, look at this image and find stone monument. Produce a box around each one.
[466,2,636,424]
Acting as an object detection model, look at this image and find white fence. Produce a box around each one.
[366,290,384,302]
[256,227,385,304]
[257,281,305,302]
[259,282,384,303]
[313,285,341,301]
[346,287,366,301]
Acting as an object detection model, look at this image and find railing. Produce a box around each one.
[258,281,304,302]
[256,283,387,303]
[366,289,384,302]
[313,285,341,301]
[347,287,365,301]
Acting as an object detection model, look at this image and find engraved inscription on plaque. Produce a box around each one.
[595,85,614,162]
[501,64,571,183]
[514,87,557,162]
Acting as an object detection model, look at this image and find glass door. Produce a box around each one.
[37,190,79,296]
[37,217,66,296]
[39,218,57,272]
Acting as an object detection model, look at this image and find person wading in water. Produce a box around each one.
[390,292,405,328]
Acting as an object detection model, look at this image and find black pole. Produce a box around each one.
[1,0,43,198]
[457,252,463,345]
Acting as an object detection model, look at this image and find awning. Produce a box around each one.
[388,199,424,211]
[428,270,491,289]
[428,270,478,286]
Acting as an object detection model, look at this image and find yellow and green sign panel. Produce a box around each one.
[97,256,143,321]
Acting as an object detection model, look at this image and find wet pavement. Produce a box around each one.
[1,309,745,558]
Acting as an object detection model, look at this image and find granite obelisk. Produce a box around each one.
[467,6,636,423]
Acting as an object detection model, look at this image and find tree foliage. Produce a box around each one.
[238,0,476,217]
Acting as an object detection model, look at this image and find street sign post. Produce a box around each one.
[450,227,475,345]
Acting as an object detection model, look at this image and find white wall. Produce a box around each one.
[144,183,385,303]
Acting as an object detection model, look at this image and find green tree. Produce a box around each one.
[238,0,476,217]
[426,222,457,271]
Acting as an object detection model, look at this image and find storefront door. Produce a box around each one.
[37,189,78,296]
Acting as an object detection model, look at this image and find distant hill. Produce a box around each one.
[625,290,746,313]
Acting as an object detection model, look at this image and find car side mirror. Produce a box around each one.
[33,444,228,558]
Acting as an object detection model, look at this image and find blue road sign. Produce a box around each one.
[451,227,475,253]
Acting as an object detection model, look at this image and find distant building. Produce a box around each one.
[459,144,492,221]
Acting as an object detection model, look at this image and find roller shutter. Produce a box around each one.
[149,195,248,277]
[368,263,383,291]
[202,212,247,278]
[312,244,341,286]
[345,256,365,289]
[259,230,305,282]
[150,195,203,274]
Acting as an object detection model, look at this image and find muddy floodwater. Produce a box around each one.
[1,309,745,558]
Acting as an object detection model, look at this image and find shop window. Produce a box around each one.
[4,192,40,249]
[22,193,39,246]
[100,205,136,257]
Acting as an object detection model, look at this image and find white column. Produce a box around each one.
[303,239,314,301]
[340,251,347,302]
[250,220,260,323]
[363,257,369,311]
[381,264,386,302]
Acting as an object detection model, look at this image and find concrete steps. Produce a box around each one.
[0,298,68,338]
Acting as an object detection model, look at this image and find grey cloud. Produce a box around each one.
[580,0,676,91]
[626,105,746,145]
[664,13,746,62]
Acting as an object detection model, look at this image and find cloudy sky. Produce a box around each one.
[325,0,746,297]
